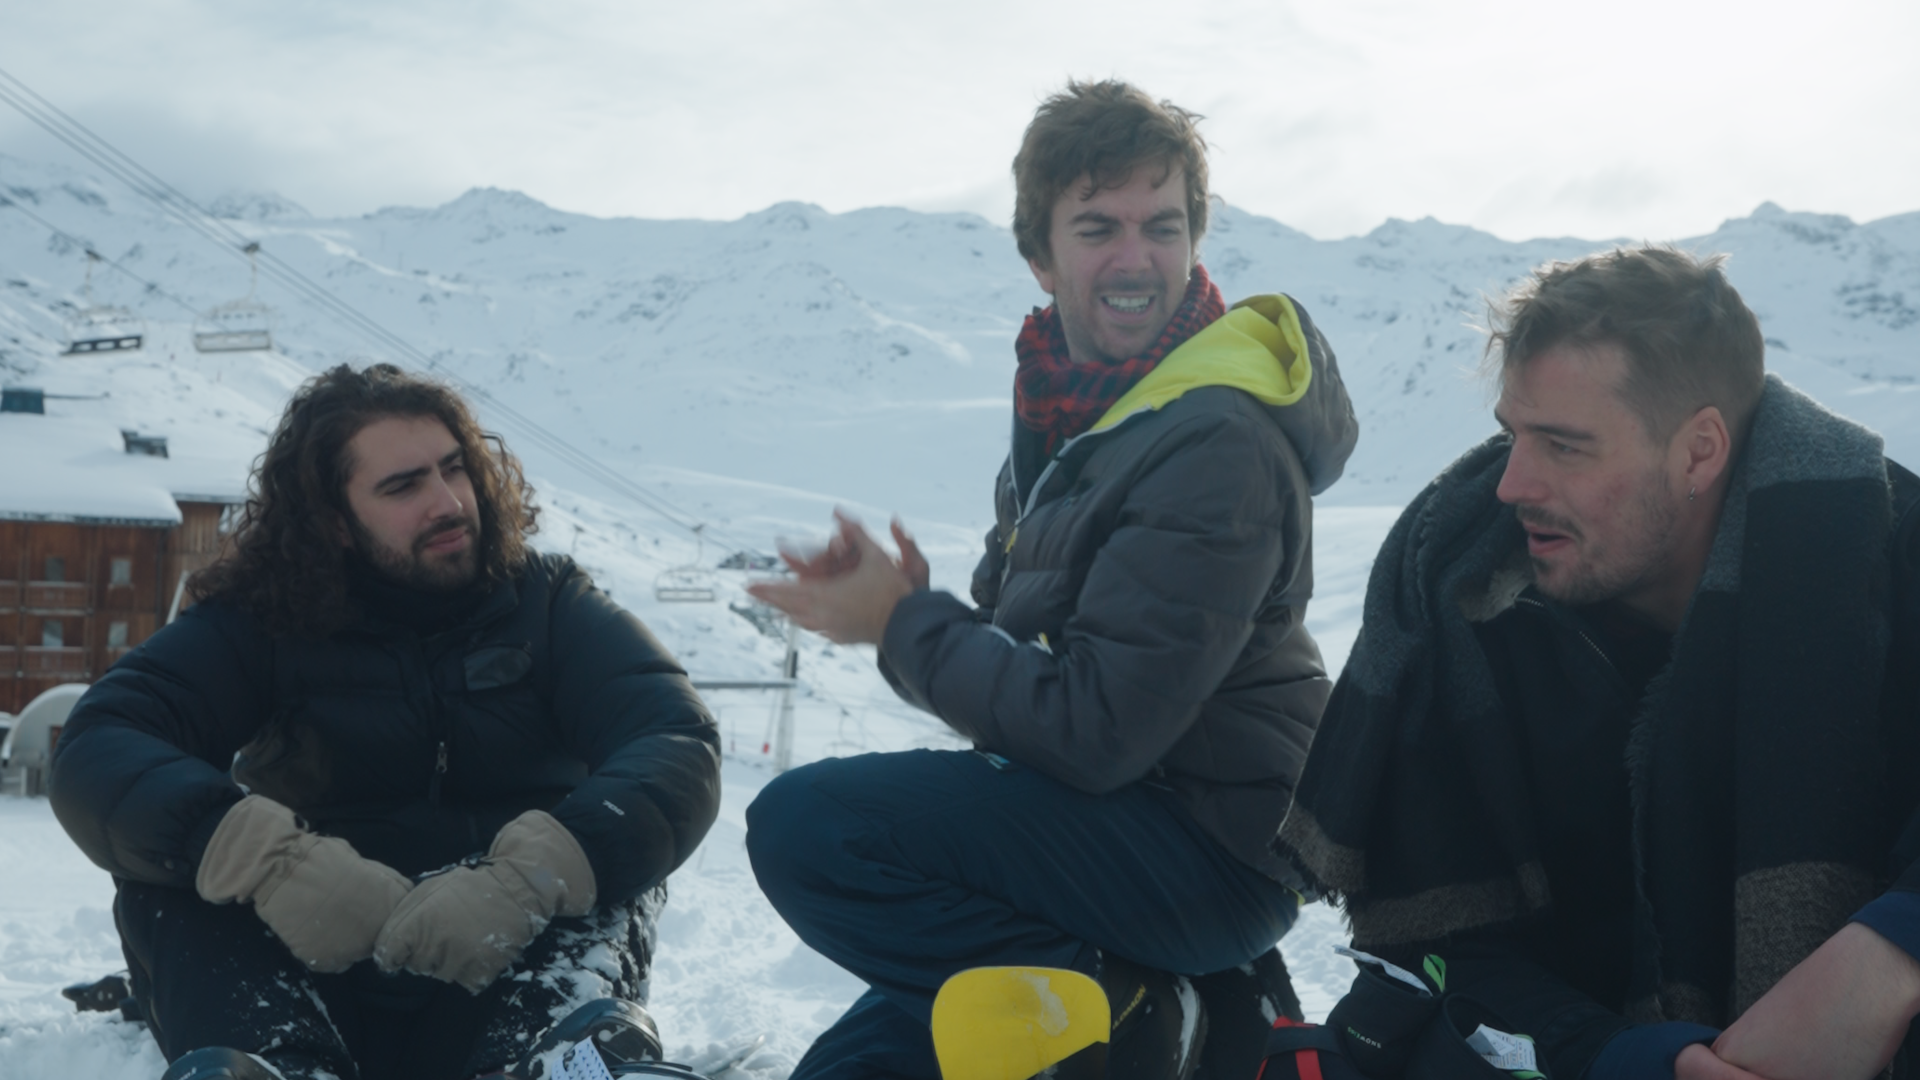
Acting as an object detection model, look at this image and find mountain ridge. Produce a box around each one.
[4,150,1917,527]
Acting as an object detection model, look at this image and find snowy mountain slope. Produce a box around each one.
[1200,203,1920,496]
[5,152,1919,525]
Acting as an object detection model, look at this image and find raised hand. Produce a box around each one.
[891,516,930,592]
[750,510,916,645]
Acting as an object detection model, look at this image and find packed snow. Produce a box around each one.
[2,151,1917,1078]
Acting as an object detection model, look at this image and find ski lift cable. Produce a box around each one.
[0,195,210,324]
[0,71,262,259]
[0,69,752,553]
[0,65,758,556]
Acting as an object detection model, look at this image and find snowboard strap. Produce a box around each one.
[1257,1017,1355,1080]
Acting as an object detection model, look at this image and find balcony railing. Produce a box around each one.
[23,582,89,612]
[23,646,88,675]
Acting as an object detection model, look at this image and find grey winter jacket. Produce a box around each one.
[880,294,1357,885]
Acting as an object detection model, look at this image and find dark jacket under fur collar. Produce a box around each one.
[1281,375,1920,1036]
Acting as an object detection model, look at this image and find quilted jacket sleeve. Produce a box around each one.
[543,559,722,902]
[879,406,1299,794]
[48,602,269,889]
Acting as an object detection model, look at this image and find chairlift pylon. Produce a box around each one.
[194,242,273,353]
[63,251,144,355]
[655,523,719,603]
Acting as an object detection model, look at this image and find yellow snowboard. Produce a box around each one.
[932,966,1110,1080]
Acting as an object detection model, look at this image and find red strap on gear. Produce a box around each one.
[1259,1017,1325,1080]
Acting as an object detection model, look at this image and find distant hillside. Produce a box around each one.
[4,153,1918,531]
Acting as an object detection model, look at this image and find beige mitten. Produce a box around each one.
[196,795,413,973]
[372,809,597,994]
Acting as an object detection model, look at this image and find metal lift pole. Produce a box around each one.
[773,617,799,773]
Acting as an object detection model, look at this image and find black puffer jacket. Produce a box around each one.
[50,554,721,904]
[882,294,1357,885]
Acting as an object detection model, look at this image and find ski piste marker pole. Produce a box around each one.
[931,966,1110,1080]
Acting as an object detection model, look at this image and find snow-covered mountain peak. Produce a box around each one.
[207,189,311,222]
[436,185,565,220]
[742,201,832,233]
[1206,203,1313,244]
[1361,214,1503,252]
[1734,201,1860,247]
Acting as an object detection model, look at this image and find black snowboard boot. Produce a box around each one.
[514,998,664,1079]
[159,1047,326,1080]
[1191,946,1304,1079]
[1098,952,1207,1080]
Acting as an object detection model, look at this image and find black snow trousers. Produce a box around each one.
[115,878,665,1080]
[747,749,1301,1080]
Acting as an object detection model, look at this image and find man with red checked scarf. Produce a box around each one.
[746,79,1358,1080]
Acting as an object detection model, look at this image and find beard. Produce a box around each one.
[347,511,482,593]
[1519,474,1680,608]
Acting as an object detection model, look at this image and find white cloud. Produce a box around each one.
[2,0,1915,240]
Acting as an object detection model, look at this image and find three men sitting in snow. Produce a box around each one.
[46,77,1920,1080]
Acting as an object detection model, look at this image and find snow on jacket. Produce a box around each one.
[49,553,722,905]
[881,293,1358,886]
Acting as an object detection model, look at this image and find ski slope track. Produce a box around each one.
[1,151,1916,1077]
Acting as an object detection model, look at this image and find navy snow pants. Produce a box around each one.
[746,748,1300,1080]
[116,878,664,1080]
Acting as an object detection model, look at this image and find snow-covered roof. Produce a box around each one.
[0,412,247,527]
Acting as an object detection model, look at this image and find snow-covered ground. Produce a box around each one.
[3,150,1917,1077]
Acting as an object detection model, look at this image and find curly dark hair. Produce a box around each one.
[1012,79,1210,266]
[190,363,540,637]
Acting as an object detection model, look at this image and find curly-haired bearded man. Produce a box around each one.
[49,364,721,1080]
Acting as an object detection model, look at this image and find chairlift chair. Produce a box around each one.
[193,299,273,352]
[654,524,719,603]
[194,243,274,353]
[64,251,144,355]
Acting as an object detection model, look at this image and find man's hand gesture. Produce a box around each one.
[749,510,924,645]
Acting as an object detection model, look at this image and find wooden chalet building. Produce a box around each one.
[1,388,244,713]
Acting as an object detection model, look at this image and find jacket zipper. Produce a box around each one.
[1001,417,1144,594]
[430,740,448,805]
[408,636,449,807]
[1514,595,1618,678]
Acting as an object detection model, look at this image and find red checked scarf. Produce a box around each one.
[1014,264,1225,455]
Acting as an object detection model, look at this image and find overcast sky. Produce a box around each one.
[3,0,1917,243]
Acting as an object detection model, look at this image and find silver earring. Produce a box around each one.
[1687,486,1696,502]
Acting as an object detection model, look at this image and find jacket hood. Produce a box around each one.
[1087,293,1358,495]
